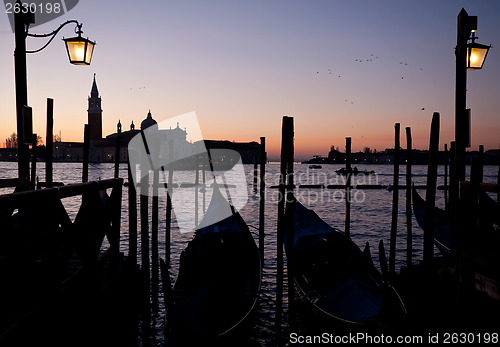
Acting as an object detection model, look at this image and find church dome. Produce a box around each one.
[141,110,158,131]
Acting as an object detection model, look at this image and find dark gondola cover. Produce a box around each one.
[412,185,500,300]
[164,187,261,343]
[284,202,407,332]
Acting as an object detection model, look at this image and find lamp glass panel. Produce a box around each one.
[467,46,488,69]
[66,40,86,64]
[84,43,94,64]
[65,38,94,65]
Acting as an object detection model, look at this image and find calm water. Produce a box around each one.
[1,161,498,345]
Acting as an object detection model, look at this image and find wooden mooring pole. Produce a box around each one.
[151,167,160,305]
[259,137,266,266]
[379,240,389,279]
[30,133,37,190]
[139,130,152,282]
[345,137,351,238]
[139,155,152,342]
[253,156,258,194]
[276,116,294,331]
[284,117,296,328]
[405,127,412,268]
[166,168,173,269]
[423,113,440,269]
[444,143,448,210]
[114,122,122,179]
[82,124,90,183]
[140,169,150,278]
[449,141,458,254]
[202,164,206,213]
[459,157,481,302]
[478,145,484,183]
[389,123,400,276]
[275,118,286,332]
[128,161,138,265]
[195,167,200,227]
[46,98,53,187]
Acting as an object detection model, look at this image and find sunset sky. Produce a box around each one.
[1,0,499,159]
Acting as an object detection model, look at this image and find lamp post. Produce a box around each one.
[452,9,490,283]
[454,8,490,186]
[14,1,95,184]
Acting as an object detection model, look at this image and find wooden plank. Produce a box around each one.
[0,178,20,189]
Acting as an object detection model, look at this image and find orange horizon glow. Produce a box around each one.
[2,124,498,161]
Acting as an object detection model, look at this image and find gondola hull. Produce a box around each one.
[411,184,452,256]
[412,186,500,300]
[164,188,261,343]
[285,202,407,332]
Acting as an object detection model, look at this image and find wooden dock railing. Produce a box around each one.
[0,178,124,341]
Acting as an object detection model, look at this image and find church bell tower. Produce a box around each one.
[88,73,103,140]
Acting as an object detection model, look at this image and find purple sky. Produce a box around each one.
[1,0,499,159]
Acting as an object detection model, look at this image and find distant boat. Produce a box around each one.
[284,202,407,331]
[308,164,322,169]
[302,155,327,165]
[335,167,375,175]
[387,184,426,191]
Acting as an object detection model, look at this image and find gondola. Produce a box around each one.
[412,185,500,300]
[163,187,261,343]
[411,184,452,256]
[284,201,407,332]
[412,184,500,257]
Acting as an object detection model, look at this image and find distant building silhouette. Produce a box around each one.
[302,146,500,166]
[0,76,260,163]
[140,110,158,131]
[88,74,102,141]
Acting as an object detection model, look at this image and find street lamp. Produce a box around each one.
[466,33,491,70]
[63,23,96,65]
[14,2,95,184]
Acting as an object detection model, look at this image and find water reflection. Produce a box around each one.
[1,161,497,345]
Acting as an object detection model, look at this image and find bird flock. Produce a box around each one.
[314,53,426,110]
